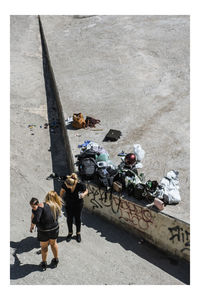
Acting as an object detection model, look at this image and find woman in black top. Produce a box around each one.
[60,173,88,243]
[30,191,63,270]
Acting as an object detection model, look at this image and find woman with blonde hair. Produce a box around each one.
[30,191,63,271]
[60,173,88,243]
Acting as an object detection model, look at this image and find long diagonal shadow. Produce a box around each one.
[39,16,74,194]
[10,17,73,281]
[10,236,67,280]
[82,208,190,285]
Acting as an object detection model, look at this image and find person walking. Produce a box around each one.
[30,191,63,271]
[60,173,88,243]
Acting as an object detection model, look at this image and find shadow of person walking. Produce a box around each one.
[10,235,67,280]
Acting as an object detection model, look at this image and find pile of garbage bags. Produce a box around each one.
[75,141,181,210]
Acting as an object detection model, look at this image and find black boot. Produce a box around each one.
[39,261,47,271]
[51,258,59,268]
[66,233,73,242]
[76,233,81,243]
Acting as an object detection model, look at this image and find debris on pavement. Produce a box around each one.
[75,141,181,210]
[72,113,86,129]
[65,116,73,125]
[155,170,181,204]
[103,129,122,142]
[85,116,100,128]
[153,198,165,210]
[91,128,103,131]
[71,113,101,129]
[28,124,36,135]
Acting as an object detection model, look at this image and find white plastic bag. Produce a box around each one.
[159,170,181,204]
[135,162,143,169]
[133,144,145,162]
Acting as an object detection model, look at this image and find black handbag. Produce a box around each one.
[134,183,145,200]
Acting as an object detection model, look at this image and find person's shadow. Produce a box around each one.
[10,237,40,279]
[10,236,66,280]
[81,208,190,284]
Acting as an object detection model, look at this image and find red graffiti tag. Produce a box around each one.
[113,197,154,230]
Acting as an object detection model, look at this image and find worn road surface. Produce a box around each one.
[10,15,189,285]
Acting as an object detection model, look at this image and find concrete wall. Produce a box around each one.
[84,183,190,262]
[38,17,75,174]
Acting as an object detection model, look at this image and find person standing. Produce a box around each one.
[60,173,88,243]
[30,191,63,271]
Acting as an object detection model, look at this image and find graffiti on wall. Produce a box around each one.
[87,183,154,230]
[87,184,120,213]
[118,198,154,230]
[168,225,190,253]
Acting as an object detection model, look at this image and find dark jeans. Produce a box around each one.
[65,204,83,234]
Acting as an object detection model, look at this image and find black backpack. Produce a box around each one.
[97,167,118,188]
[78,157,97,180]
[134,183,146,200]
[76,149,98,160]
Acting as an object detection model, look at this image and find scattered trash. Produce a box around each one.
[113,181,123,193]
[103,129,122,142]
[153,198,165,210]
[96,161,108,168]
[76,134,81,137]
[44,123,48,129]
[76,142,115,188]
[156,170,181,204]
[40,125,42,128]
[46,173,67,181]
[78,140,91,149]
[118,151,126,157]
[75,140,181,210]
[72,113,86,129]
[96,152,109,162]
[78,141,108,156]
[85,116,100,128]
[97,167,118,188]
[65,116,73,125]
[133,144,145,162]
[135,162,143,169]
[46,173,57,180]
[27,124,37,135]
[91,129,103,131]
[71,113,101,129]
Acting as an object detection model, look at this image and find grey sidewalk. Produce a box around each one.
[10,15,189,285]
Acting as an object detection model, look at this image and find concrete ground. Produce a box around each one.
[40,15,190,223]
[10,15,190,285]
